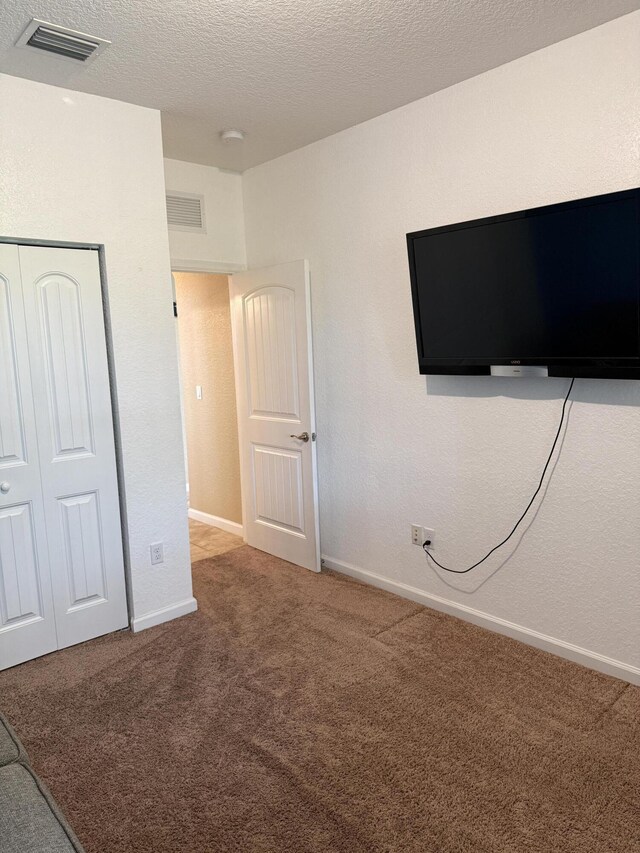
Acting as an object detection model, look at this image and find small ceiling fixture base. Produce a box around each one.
[220,129,245,142]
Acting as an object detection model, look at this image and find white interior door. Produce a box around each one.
[0,244,58,669]
[230,260,320,572]
[0,244,128,670]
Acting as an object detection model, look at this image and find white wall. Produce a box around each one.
[164,158,246,272]
[0,75,194,629]
[242,13,640,681]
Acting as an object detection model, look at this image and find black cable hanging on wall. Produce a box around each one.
[423,377,575,574]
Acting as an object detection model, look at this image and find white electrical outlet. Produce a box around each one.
[150,542,164,565]
[410,524,423,546]
[411,525,435,547]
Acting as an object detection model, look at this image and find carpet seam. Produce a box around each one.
[370,606,424,639]
[589,682,631,730]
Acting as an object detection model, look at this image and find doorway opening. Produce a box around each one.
[173,272,245,564]
[174,260,320,574]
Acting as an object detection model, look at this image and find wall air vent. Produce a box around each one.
[166,192,207,233]
[16,19,111,64]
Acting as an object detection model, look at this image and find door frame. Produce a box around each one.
[0,234,134,625]
[171,261,248,540]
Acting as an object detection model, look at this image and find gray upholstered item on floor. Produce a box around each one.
[0,711,25,767]
[0,713,85,853]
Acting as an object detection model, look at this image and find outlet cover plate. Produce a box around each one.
[150,542,164,565]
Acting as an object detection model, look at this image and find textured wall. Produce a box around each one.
[175,273,242,524]
[242,14,640,673]
[164,159,246,271]
[0,75,194,625]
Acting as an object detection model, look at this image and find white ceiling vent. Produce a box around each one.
[166,192,206,233]
[15,19,111,64]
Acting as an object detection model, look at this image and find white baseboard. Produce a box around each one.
[188,508,244,537]
[321,555,640,686]
[130,597,198,633]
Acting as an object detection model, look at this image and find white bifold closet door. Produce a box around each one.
[0,244,127,670]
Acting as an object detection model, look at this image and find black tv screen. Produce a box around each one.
[407,188,640,379]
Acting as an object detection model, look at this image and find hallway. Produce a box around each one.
[189,518,243,562]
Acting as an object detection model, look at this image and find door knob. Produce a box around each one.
[0,482,10,494]
[290,432,309,442]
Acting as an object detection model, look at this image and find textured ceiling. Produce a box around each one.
[0,1,636,171]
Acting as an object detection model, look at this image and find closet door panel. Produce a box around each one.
[19,246,128,649]
[0,244,57,670]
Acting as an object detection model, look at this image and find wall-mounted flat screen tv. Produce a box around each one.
[407,188,640,379]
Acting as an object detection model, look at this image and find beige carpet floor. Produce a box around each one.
[0,546,638,853]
